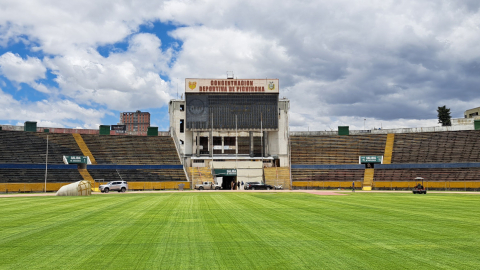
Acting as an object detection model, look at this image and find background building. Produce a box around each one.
[169,78,290,190]
[119,110,150,132]
[465,107,480,118]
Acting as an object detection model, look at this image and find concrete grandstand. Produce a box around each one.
[1,77,480,192]
[0,129,187,192]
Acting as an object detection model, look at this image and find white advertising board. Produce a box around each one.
[185,78,279,94]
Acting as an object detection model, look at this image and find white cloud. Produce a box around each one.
[163,0,480,130]
[43,33,172,111]
[0,52,46,83]
[0,89,107,129]
[0,0,168,54]
[169,26,290,88]
[1,0,480,130]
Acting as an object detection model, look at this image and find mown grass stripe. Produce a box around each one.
[0,192,479,269]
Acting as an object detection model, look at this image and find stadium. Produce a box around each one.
[1,78,480,269]
[1,78,480,193]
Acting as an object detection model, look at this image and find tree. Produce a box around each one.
[437,105,451,126]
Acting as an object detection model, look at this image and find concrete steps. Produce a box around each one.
[363,168,374,191]
[72,134,97,164]
[78,168,96,191]
[383,134,394,164]
[264,167,291,189]
[188,167,214,185]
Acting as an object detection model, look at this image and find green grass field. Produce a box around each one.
[1,192,480,269]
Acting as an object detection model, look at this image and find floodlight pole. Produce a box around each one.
[44,135,49,193]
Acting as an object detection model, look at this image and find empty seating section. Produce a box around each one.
[81,135,181,165]
[291,169,363,188]
[0,130,83,164]
[375,168,480,182]
[123,169,186,182]
[392,130,480,163]
[0,169,82,183]
[374,168,480,189]
[291,134,387,165]
[291,169,363,181]
[88,169,186,183]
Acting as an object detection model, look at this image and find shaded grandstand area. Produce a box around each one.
[291,134,387,165]
[291,130,480,191]
[0,130,186,192]
[0,131,83,164]
[80,134,181,165]
[391,131,480,163]
[2,127,480,192]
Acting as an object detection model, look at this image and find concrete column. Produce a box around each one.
[221,136,225,154]
[263,131,268,157]
[249,131,254,157]
[209,130,213,157]
[195,132,200,157]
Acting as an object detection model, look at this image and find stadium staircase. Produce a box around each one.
[72,134,97,164]
[78,168,96,190]
[264,167,291,189]
[188,167,214,185]
[363,168,374,190]
[383,134,394,164]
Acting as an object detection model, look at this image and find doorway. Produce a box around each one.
[222,176,237,190]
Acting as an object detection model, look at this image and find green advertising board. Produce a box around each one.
[64,156,89,164]
[99,125,110,135]
[475,120,480,130]
[24,121,37,132]
[338,126,349,136]
[214,169,237,176]
[147,126,158,136]
[359,156,383,164]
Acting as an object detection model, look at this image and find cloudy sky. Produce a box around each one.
[0,0,479,131]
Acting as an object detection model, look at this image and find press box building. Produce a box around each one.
[169,78,290,190]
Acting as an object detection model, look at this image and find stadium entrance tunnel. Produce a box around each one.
[222,176,237,190]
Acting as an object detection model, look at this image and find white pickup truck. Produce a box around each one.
[195,181,222,190]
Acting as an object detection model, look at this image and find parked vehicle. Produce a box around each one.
[245,182,274,190]
[412,177,426,194]
[195,181,222,190]
[412,183,426,194]
[99,181,128,193]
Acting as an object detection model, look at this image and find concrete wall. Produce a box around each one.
[290,124,475,136]
[0,125,169,136]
